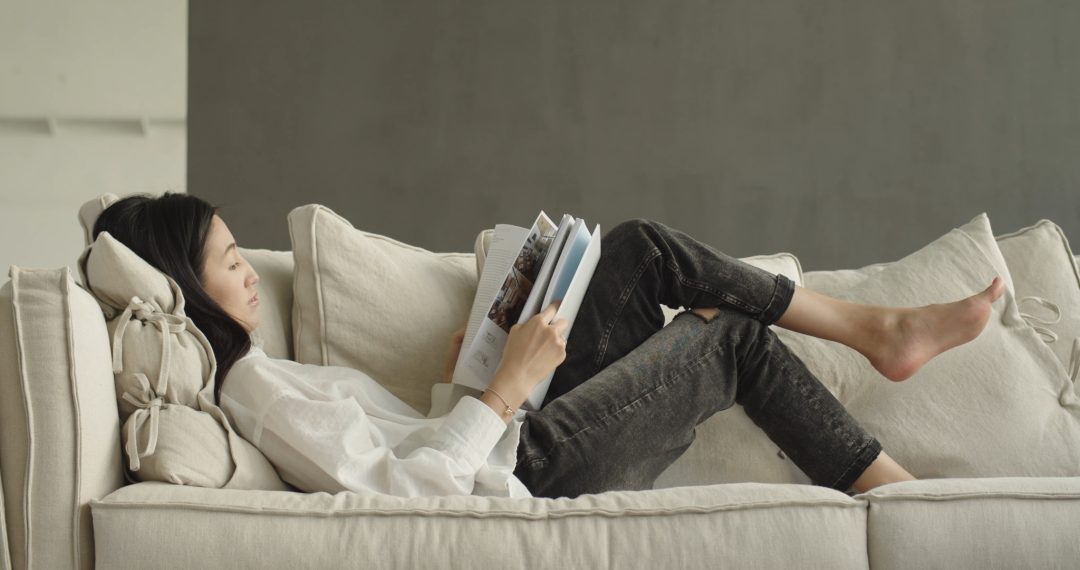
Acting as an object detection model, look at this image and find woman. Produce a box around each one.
[93,192,1004,499]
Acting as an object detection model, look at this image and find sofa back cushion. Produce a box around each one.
[779,213,1080,482]
[806,218,1080,381]
[289,204,479,416]
[0,266,125,570]
[994,220,1080,372]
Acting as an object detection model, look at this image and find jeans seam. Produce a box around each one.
[829,436,878,492]
[761,274,792,326]
[647,220,768,315]
[524,336,734,468]
[590,247,665,374]
[663,257,762,315]
[771,344,872,492]
[746,332,870,491]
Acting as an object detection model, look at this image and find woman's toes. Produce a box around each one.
[986,276,1005,303]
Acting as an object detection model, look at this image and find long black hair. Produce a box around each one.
[92,191,249,406]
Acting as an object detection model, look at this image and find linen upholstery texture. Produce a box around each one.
[289,204,478,417]
[995,220,1080,373]
[75,230,288,492]
[90,481,868,569]
[859,476,1080,569]
[775,213,1080,483]
[0,267,124,570]
[807,218,1080,381]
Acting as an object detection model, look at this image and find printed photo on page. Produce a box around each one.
[452,212,558,392]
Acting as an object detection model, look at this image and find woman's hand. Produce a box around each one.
[492,300,569,395]
[441,327,467,383]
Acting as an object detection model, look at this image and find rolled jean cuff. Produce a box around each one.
[831,436,884,493]
[758,273,796,326]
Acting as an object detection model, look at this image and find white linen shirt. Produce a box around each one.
[219,345,533,498]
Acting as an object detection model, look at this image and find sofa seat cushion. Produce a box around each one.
[860,476,1080,569]
[92,481,869,569]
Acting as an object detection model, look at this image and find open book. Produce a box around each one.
[427,212,601,418]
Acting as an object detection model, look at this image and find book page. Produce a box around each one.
[524,223,602,410]
[541,218,589,309]
[453,211,557,392]
[517,213,575,324]
[459,224,527,356]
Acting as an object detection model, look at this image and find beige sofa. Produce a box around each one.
[2,197,1080,569]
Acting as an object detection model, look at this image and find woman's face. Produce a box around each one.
[201,214,261,333]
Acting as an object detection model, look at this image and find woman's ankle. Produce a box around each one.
[849,450,917,493]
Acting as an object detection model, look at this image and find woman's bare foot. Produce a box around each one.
[867,277,1006,382]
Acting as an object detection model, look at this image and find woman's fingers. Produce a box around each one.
[552,318,570,337]
[539,300,562,323]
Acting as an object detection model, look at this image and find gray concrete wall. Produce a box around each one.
[189,1,1080,271]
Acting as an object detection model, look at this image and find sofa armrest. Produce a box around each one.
[91,481,868,569]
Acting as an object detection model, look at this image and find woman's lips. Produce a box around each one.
[249,293,259,306]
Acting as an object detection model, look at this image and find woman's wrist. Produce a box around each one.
[480,369,529,423]
[479,390,516,424]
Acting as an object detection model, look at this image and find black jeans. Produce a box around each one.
[513,218,883,499]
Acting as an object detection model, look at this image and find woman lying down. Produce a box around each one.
[93,192,1003,499]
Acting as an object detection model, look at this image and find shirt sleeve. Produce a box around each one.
[428,382,485,418]
[260,391,510,497]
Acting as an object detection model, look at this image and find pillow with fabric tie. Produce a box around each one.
[805,217,1080,385]
[77,229,288,490]
[994,220,1080,382]
[771,213,1080,482]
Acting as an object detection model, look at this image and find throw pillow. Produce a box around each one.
[995,220,1080,375]
[803,262,889,298]
[79,193,297,363]
[802,211,1018,299]
[768,213,1080,483]
[77,231,288,490]
[804,217,1080,380]
[289,204,478,416]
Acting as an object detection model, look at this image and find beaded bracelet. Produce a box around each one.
[483,387,516,417]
